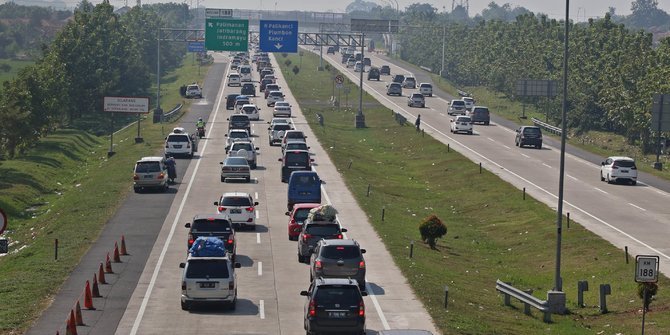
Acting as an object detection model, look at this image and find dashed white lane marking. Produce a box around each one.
[520,153,530,158]
[259,300,265,319]
[629,203,646,211]
[594,187,608,194]
[256,210,260,219]
[255,192,258,199]
[256,233,261,244]
[258,261,263,276]
[542,163,552,168]
[567,174,578,181]
[487,137,495,142]
[502,145,511,149]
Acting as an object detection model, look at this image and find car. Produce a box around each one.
[264,84,281,99]
[214,192,259,229]
[268,117,293,127]
[225,94,240,110]
[179,251,240,311]
[380,65,391,75]
[450,115,473,135]
[407,93,425,108]
[267,90,285,106]
[268,123,295,146]
[341,52,352,63]
[240,104,260,121]
[469,106,490,125]
[219,156,251,183]
[227,114,251,133]
[386,82,402,96]
[354,52,363,61]
[225,129,251,152]
[184,214,236,259]
[230,63,238,71]
[515,126,543,149]
[282,140,310,154]
[286,203,321,241]
[185,84,203,98]
[239,65,253,82]
[367,67,380,81]
[287,170,322,210]
[297,214,346,263]
[241,83,256,96]
[402,76,416,89]
[228,141,259,169]
[448,99,466,115]
[234,95,251,111]
[310,239,366,289]
[260,68,274,80]
[260,77,273,92]
[300,278,367,335]
[279,150,313,182]
[281,130,307,149]
[133,156,169,193]
[363,57,371,67]
[600,156,638,185]
[392,74,405,84]
[346,57,356,68]
[273,101,292,117]
[227,73,241,87]
[164,131,197,158]
[463,96,475,111]
[419,83,433,96]
[326,46,335,54]
[263,74,277,84]
[354,61,363,72]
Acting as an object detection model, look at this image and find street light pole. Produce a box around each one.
[156,28,162,135]
[441,25,445,77]
[355,33,366,128]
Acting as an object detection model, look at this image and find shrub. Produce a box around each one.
[637,282,659,311]
[292,65,300,75]
[419,214,447,249]
[284,59,292,67]
[281,53,288,58]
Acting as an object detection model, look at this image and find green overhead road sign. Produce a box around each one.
[205,18,249,51]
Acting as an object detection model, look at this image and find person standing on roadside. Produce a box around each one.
[415,114,421,132]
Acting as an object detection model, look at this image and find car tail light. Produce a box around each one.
[229,280,235,290]
[290,219,295,225]
[157,173,165,179]
[247,218,253,222]
[358,300,365,317]
[302,234,311,242]
[315,260,322,270]
[337,234,343,239]
[245,207,254,212]
[227,238,234,245]
[187,233,194,247]
[181,281,186,290]
[218,206,226,212]
[308,299,316,317]
[359,261,366,269]
[133,174,139,180]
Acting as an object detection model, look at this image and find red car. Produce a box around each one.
[285,203,321,241]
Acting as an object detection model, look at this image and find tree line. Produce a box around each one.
[398,5,670,153]
[0,1,190,158]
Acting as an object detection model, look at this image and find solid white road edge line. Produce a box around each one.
[628,203,646,211]
[129,61,231,335]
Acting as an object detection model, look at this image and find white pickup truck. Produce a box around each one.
[185,84,202,99]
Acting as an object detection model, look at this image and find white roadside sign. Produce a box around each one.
[635,255,659,283]
[104,96,150,113]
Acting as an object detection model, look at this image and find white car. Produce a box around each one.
[268,117,293,127]
[225,129,251,152]
[600,156,638,185]
[448,99,467,115]
[268,123,294,146]
[185,84,202,98]
[228,141,259,169]
[214,192,259,230]
[240,104,260,121]
[450,115,473,135]
[346,57,356,68]
[165,131,196,157]
[273,101,292,117]
[419,83,433,96]
[463,96,475,111]
[354,61,363,72]
[179,253,240,311]
[228,73,241,87]
[266,90,285,107]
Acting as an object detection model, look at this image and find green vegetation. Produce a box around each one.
[278,51,670,335]
[0,56,208,334]
[0,59,34,84]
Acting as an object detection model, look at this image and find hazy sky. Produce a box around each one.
[192,0,670,20]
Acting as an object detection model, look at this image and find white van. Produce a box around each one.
[239,65,252,82]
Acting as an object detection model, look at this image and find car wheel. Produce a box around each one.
[536,144,541,149]
[221,176,226,182]
[245,177,251,183]
[600,172,605,181]
[606,174,612,184]
[298,254,303,263]
[632,180,637,186]
[181,301,190,310]
[133,187,140,193]
[228,300,236,311]
[485,121,490,125]
[163,184,169,192]
[468,131,473,135]
[251,163,257,169]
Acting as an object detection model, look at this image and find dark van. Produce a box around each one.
[279,150,313,182]
[367,67,380,81]
[226,94,239,110]
[287,171,322,211]
[470,106,490,125]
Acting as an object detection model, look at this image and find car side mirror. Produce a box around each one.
[310,159,315,162]
[601,162,605,166]
[225,134,228,137]
[184,223,191,228]
[361,249,366,254]
[226,118,230,121]
[234,262,242,268]
[179,263,185,268]
[450,120,454,122]
[308,246,314,253]
[255,147,260,150]
[278,158,282,161]
[300,291,309,296]
[213,201,219,206]
[361,291,368,296]
[285,211,290,216]
[341,228,348,232]
[254,201,259,206]
[219,162,224,165]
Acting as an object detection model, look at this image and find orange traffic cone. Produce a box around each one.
[98,263,107,284]
[74,301,85,326]
[120,235,129,255]
[66,309,78,335]
[83,280,96,310]
[113,242,121,263]
[105,253,114,273]
[92,274,102,298]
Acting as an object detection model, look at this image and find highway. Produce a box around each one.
[317,48,670,277]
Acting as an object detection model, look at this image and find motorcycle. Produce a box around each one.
[196,126,205,138]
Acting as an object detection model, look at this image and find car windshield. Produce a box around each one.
[186,259,229,279]
[187,85,198,90]
[294,208,313,222]
[286,132,304,139]
[242,106,256,113]
[452,101,465,106]
[231,143,253,151]
[305,224,340,235]
[314,286,360,305]
[321,245,360,259]
[191,219,232,232]
[293,174,318,184]
[474,108,488,113]
[230,116,248,122]
[273,125,292,131]
[523,128,541,135]
[225,157,248,165]
[286,143,308,150]
[221,196,252,206]
[266,85,279,91]
[167,135,189,142]
[285,152,309,166]
[614,160,636,168]
[229,132,248,138]
[135,161,161,173]
[457,117,472,122]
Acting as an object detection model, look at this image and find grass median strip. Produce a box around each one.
[278,52,670,334]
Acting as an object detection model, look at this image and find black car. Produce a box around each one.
[515,126,543,149]
[300,278,367,335]
[279,150,313,183]
[227,114,251,133]
[367,67,380,81]
[225,94,240,110]
[380,65,391,75]
[260,77,273,92]
[184,214,236,260]
[326,46,335,54]
[392,74,405,84]
[241,83,256,96]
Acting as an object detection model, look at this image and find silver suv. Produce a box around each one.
[310,239,367,290]
[179,254,241,310]
[228,141,259,169]
[386,82,402,96]
[448,99,466,115]
[268,123,294,146]
[133,156,169,193]
[164,131,196,158]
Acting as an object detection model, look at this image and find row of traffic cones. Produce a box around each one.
[59,235,129,335]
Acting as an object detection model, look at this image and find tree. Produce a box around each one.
[418,214,447,249]
[628,0,669,28]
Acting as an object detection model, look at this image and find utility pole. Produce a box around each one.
[355,33,366,128]
[441,25,445,78]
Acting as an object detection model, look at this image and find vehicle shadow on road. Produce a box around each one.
[234,254,255,268]
[365,282,385,296]
[187,298,259,316]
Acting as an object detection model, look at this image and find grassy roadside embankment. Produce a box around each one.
[277,52,670,334]
[0,59,34,85]
[0,56,209,334]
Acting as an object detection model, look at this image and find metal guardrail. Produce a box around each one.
[531,117,562,136]
[393,111,407,125]
[163,103,183,122]
[496,280,551,322]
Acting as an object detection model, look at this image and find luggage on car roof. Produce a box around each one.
[189,237,227,257]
